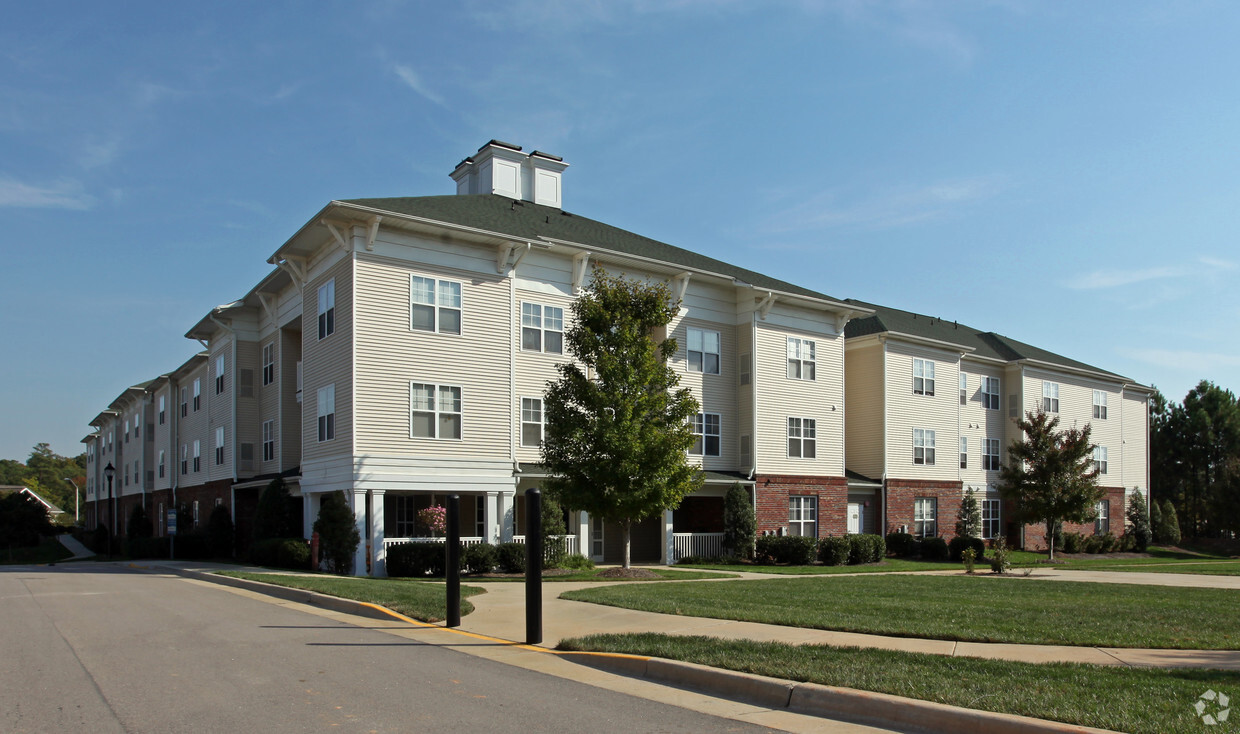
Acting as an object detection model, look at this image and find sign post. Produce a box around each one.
[168,509,177,560]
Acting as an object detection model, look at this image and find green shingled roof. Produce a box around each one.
[341,194,844,303]
[843,299,1127,380]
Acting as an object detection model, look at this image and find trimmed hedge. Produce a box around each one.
[249,537,310,570]
[920,536,949,561]
[173,532,213,560]
[496,542,527,574]
[849,533,885,564]
[1061,532,1084,554]
[819,536,850,566]
[948,536,986,563]
[755,535,818,565]
[885,532,919,558]
[462,543,497,574]
[386,542,446,577]
[127,536,169,559]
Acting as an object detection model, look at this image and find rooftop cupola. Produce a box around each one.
[450,140,568,208]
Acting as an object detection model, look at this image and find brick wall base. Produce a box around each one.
[754,475,848,538]
[885,479,964,540]
[1019,487,1127,550]
[172,479,234,532]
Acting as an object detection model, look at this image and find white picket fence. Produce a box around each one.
[513,534,579,555]
[383,536,484,551]
[672,532,725,562]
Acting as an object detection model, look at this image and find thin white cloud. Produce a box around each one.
[1120,348,1240,373]
[0,176,94,209]
[768,176,1003,233]
[79,138,120,170]
[1064,257,1236,291]
[394,65,447,107]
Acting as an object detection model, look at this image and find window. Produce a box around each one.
[317,384,335,442]
[133,463,139,485]
[262,343,275,386]
[215,426,225,465]
[788,496,817,537]
[687,328,720,374]
[181,444,188,475]
[193,378,201,411]
[913,428,936,465]
[1042,381,1059,413]
[982,499,1001,540]
[192,440,201,472]
[913,498,937,538]
[521,397,543,447]
[124,419,130,442]
[123,462,129,486]
[318,279,335,340]
[394,495,416,537]
[959,373,967,405]
[193,500,199,527]
[158,395,166,425]
[133,416,139,438]
[913,359,935,396]
[262,420,275,462]
[740,353,752,386]
[983,438,1001,471]
[959,437,967,469]
[787,417,817,458]
[521,303,563,353]
[158,450,165,479]
[787,338,816,380]
[1095,499,1110,535]
[690,413,721,456]
[410,275,462,334]
[1093,390,1108,420]
[410,383,462,439]
[215,355,226,395]
[180,387,188,417]
[1093,446,1108,475]
[982,377,1000,410]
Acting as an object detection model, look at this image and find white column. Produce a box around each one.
[576,510,588,556]
[371,490,386,576]
[351,489,367,577]
[661,508,674,565]
[484,491,499,544]
[302,492,316,539]
[499,490,515,542]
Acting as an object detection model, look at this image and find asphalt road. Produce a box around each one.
[2,563,784,733]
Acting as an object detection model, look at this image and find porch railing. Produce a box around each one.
[383,536,484,551]
[512,534,579,556]
[672,532,724,562]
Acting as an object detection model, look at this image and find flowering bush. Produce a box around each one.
[417,505,447,536]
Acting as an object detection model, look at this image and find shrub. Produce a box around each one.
[676,554,720,565]
[127,536,169,559]
[249,537,310,570]
[252,477,298,542]
[1099,532,1119,553]
[962,547,977,573]
[920,537,949,561]
[865,534,886,562]
[560,553,595,570]
[955,488,981,539]
[1159,500,1181,545]
[127,504,153,541]
[885,532,918,558]
[755,535,818,565]
[496,542,527,574]
[990,536,1011,574]
[1126,490,1152,552]
[541,496,567,569]
[174,532,212,560]
[462,543,497,574]
[1150,500,1164,543]
[313,491,360,575]
[385,542,445,577]
[948,535,985,562]
[722,483,756,560]
[206,505,234,558]
[91,523,111,554]
[848,534,885,564]
[819,536,850,566]
[1082,534,1103,554]
[1061,532,1084,554]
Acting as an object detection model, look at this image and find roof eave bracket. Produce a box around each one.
[366,216,382,252]
[572,252,592,293]
[757,291,777,320]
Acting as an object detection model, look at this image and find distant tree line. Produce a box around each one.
[1151,380,1240,538]
[1,443,86,522]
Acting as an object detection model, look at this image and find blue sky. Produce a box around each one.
[2,1,1238,461]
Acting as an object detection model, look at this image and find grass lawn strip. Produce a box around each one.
[218,571,484,623]
[676,559,951,575]
[479,568,737,582]
[561,575,1239,649]
[558,633,1235,734]
[1,536,75,565]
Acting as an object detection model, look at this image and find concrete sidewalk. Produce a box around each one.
[56,533,94,559]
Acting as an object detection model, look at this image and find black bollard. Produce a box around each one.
[525,488,543,644]
[445,494,461,628]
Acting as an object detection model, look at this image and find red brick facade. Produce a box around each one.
[1019,486,1127,550]
[755,474,848,537]
[884,479,964,539]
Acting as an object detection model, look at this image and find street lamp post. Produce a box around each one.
[103,463,115,559]
[63,477,81,524]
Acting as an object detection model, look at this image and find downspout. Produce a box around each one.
[881,338,888,536]
[750,311,760,532]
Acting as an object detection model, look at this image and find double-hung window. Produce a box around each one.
[157,450,165,479]
[158,395,166,425]
[262,420,275,462]
[192,440,201,472]
[687,328,720,374]
[959,373,967,405]
[193,378,201,411]
[1093,446,1108,474]
[521,303,563,353]
[690,413,721,456]
[521,398,543,447]
[913,428,936,465]
[981,499,1001,539]
[262,343,275,386]
[124,419,130,442]
[913,498,937,538]
[982,377,1000,410]
[410,383,462,439]
[180,444,188,475]
[317,384,335,442]
[410,276,462,334]
[788,496,817,537]
[983,438,1001,471]
[1093,390,1108,420]
[1094,499,1110,535]
[959,437,967,469]
[318,279,335,340]
[913,359,935,396]
[180,388,188,417]
[133,416,140,438]
[1043,381,1059,412]
[787,337,816,380]
[214,426,225,465]
[787,417,816,458]
[215,355,226,395]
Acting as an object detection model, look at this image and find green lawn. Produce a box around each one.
[218,571,485,623]
[676,558,953,575]
[1,536,75,565]
[558,633,1237,734]
[1061,561,1240,576]
[481,568,737,582]
[560,575,1240,649]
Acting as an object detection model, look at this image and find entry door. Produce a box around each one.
[591,516,604,561]
[847,503,862,534]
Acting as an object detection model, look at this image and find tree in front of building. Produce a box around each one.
[999,409,1102,561]
[955,487,982,538]
[1125,490,1152,552]
[1158,499,1182,546]
[722,483,756,560]
[541,266,702,568]
[313,491,360,575]
[127,504,153,541]
[0,491,53,551]
[252,477,298,542]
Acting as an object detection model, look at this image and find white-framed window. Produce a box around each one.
[1043,381,1059,413]
[215,426,225,465]
[913,359,935,396]
[787,337,816,380]
[1093,445,1108,474]
[181,444,188,475]
[982,498,1001,539]
[1095,499,1110,535]
[690,413,721,456]
[192,440,201,472]
[959,373,967,405]
[787,417,817,458]
[983,438,1001,471]
[1093,390,1108,420]
[180,387,188,417]
[687,328,720,375]
[982,377,1000,410]
[124,418,130,441]
[215,355,226,395]
[262,420,275,462]
[521,303,563,353]
[913,428,936,465]
[913,497,937,538]
[317,384,335,442]
[262,343,275,386]
[959,437,967,469]
[521,397,543,447]
[133,462,140,485]
[193,500,199,527]
[394,495,416,537]
[123,461,129,486]
[410,383,462,439]
[158,395,166,425]
[193,378,201,411]
[318,279,335,340]
[158,450,165,479]
[410,275,462,334]
[133,415,140,438]
[788,496,817,537]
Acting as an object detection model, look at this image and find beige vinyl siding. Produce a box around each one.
[514,284,574,464]
[1021,368,1123,479]
[844,342,884,479]
[736,322,754,471]
[302,255,354,462]
[279,328,302,471]
[235,339,260,477]
[1121,389,1149,491]
[353,254,510,459]
[153,386,172,490]
[883,342,960,481]
[753,314,845,476]
[179,363,210,487]
[258,336,280,473]
[672,314,739,471]
[958,361,1006,485]
[207,339,233,483]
